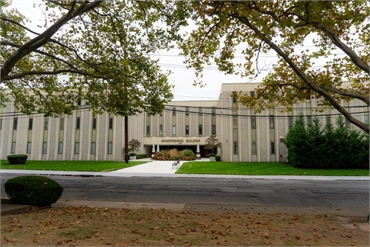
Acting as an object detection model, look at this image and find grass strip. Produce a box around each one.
[0,160,147,172]
[176,162,369,176]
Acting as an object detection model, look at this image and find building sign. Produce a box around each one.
[161,138,201,143]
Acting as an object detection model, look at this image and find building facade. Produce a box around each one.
[0,83,368,162]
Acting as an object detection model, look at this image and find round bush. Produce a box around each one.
[7,154,28,164]
[5,176,64,206]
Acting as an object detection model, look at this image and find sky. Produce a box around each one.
[8,0,278,102]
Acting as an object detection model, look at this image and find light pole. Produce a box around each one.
[124,115,129,164]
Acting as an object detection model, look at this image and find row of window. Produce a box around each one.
[148,124,215,137]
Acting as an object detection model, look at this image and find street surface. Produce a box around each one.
[1,174,368,216]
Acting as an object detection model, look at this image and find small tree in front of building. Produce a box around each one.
[127,139,141,156]
[205,134,222,155]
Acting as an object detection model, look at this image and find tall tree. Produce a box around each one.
[179,1,369,132]
[0,0,189,116]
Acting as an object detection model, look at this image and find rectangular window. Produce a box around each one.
[307,116,312,127]
[212,124,216,135]
[326,116,331,124]
[172,107,176,116]
[26,142,31,154]
[232,91,237,103]
[107,142,113,154]
[185,125,189,135]
[28,119,33,130]
[60,118,64,130]
[159,125,163,135]
[172,125,176,135]
[109,117,113,129]
[250,91,255,97]
[77,96,82,106]
[211,107,216,115]
[13,117,18,130]
[185,107,189,116]
[76,117,80,129]
[92,118,97,129]
[269,115,274,129]
[58,142,63,154]
[251,116,256,129]
[91,142,96,154]
[271,142,275,154]
[288,116,293,128]
[233,142,238,155]
[252,142,257,155]
[199,107,202,116]
[74,142,79,154]
[42,142,47,154]
[44,118,48,130]
[199,124,203,135]
[146,125,150,136]
[0,119,2,130]
[11,142,16,154]
[364,115,369,126]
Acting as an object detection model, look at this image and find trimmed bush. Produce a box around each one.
[5,176,64,206]
[215,155,221,162]
[153,149,196,161]
[7,154,28,164]
[136,154,148,159]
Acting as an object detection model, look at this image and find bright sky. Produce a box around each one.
[9,0,276,101]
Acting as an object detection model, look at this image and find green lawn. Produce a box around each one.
[176,162,369,176]
[0,160,147,172]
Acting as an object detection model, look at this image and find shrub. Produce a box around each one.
[153,149,196,161]
[215,155,221,162]
[5,176,64,206]
[136,154,148,159]
[7,154,28,164]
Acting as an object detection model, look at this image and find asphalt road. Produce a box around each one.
[1,174,368,216]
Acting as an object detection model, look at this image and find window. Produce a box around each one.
[91,142,96,154]
[271,142,275,154]
[251,116,256,129]
[42,142,47,154]
[107,142,113,154]
[252,142,257,155]
[159,112,163,116]
[199,124,203,135]
[250,91,255,97]
[92,118,97,129]
[77,96,82,106]
[13,117,18,130]
[199,107,203,116]
[76,117,80,129]
[109,117,113,129]
[185,125,189,135]
[58,142,63,154]
[146,125,150,136]
[172,125,176,135]
[185,107,189,116]
[233,142,238,155]
[212,125,216,135]
[0,119,2,130]
[326,116,331,124]
[211,107,216,115]
[74,142,79,154]
[307,116,312,127]
[232,91,237,103]
[172,107,176,115]
[60,118,64,130]
[26,142,31,154]
[159,125,163,135]
[44,118,48,130]
[269,115,274,129]
[288,116,293,128]
[28,119,33,130]
[11,142,16,154]
[364,115,369,126]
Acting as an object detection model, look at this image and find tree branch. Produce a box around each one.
[1,0,102,81]
[4,69,106,81]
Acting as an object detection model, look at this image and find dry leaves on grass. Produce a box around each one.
[1,206,369,246]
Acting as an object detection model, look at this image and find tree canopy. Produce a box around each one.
[179,1,369,132]
[0,0,189,116]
